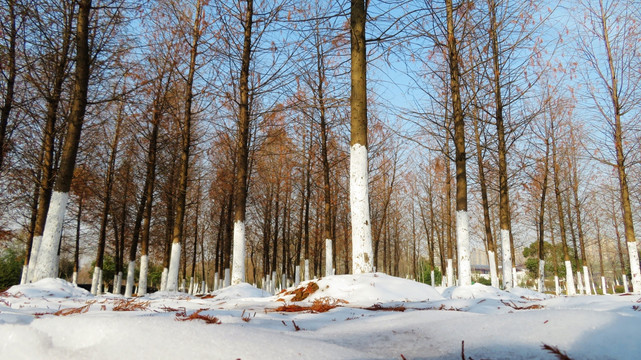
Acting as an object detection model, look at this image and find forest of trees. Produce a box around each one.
[0,0,640,295]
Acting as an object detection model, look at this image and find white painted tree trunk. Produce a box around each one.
[272,271,277,291]
[576,271,583,294]
[224,268,231,288]
[113,274,119,294]
[189,277,194,295]
[138,255,148,296]
[349,144,373,274]
[27,235,42,282]
[20,265,28,285]
[213,272,219,291]
[512,267,517,287]
[538,259,545,293]
[116,272,123,295]
[446,259,453,287]
[294,265,300,286]
[180,278,186,292]
[281,274,286,291]
[623,275,629,293]
[166,242,181,291]
[565,260,576,295]
[72,271,77,286]
[488,251,499,288]
[627,241,641,293]
[231,220,246,284]
[430,270,435,287]
[124,260,135,297]
[456,211,471,286]
[91,266,100,295]
[554,275,560,295]
[32,191,69,281]
[583,266,591,295]
[325,239,333,277]
[160,267,168,291]
[201,281,205,295]
[601,276,607,294]
[97,269,103,295]
[500,230,512,289]
[304,259,310,281]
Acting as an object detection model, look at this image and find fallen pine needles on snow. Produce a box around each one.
[278,282,320,302]
[501,300,544,310]
[541,344,573,360]
[175,309,221,324]
[267,297,347,313]
[291,320,302,331]
[54,304,91,316]
[364,303,406,312]
[112,299,151,311]
[241,310,255,322]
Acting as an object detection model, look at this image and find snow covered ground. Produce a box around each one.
[1,273,640,359]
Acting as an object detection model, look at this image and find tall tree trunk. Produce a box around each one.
[536,134,550,292]
[551,120,576,295]
[610,198,627,277]
[231,0,253,285]
[262,187,272,278]
[281,189,290,277]
[598,0,641,293]
[446,0,470,286]
[349,0,374,274]
[22,159,42,284]
[91,112,123,295]
[161,166,176,291]
[472,112,498,287]
[596,217,605,281]
[32,0,93,281]
[73,196,82,285]
[272,180,281,275]
[0,0,17,173]
[191,181,201,291]
[167,0,202,291]
[488,0,512,289]
[137,98,161,296]
[26,2,75,282]
[314,27,334,277]
[303,126,312,279]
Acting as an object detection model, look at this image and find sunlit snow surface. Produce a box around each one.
[1,274,640,359]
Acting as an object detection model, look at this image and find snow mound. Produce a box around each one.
[441,283,522,300]
[5,278,90,298]
[144,291,191,300]
[280,273,444,305]
[211,283,271,300]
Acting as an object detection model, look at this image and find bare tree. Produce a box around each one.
[31,0,93,281]
[350,0,374,274]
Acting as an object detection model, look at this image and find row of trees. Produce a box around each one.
[0,0,639,294]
